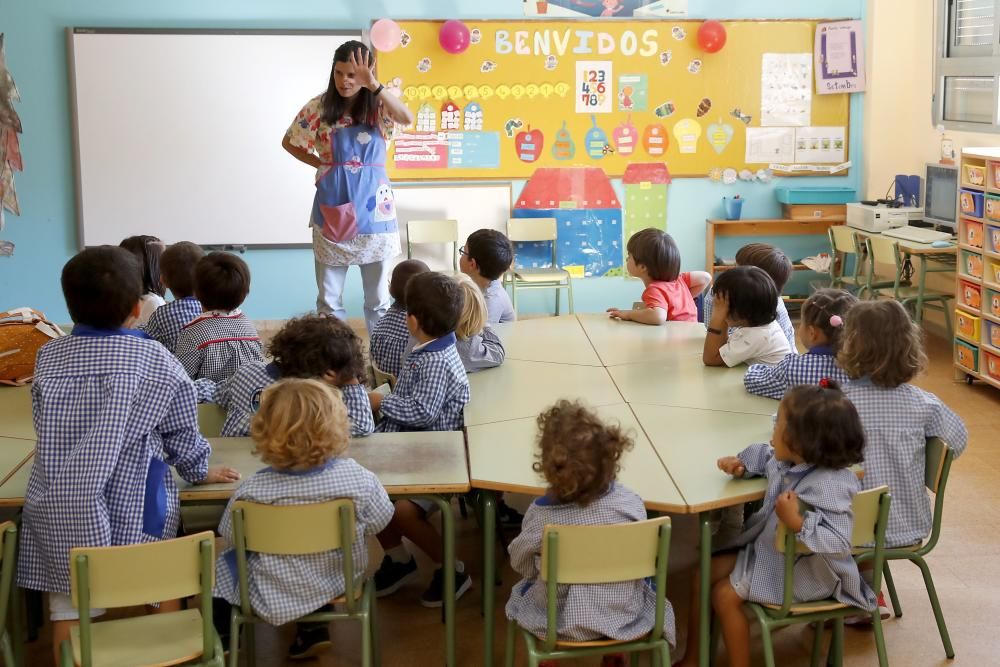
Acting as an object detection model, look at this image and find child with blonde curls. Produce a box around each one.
[505,401,676,667]
[744,288,858,399]
[212,379,393,660]
[452,273,505,372]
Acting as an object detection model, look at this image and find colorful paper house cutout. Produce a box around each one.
[513,167,623,277]
[441,101,460,130]
[623,163,672,248]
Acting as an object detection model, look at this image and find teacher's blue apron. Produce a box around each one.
[311,120,398,244]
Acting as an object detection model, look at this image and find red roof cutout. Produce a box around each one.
[516,167,620,209]
[623,162,672,185]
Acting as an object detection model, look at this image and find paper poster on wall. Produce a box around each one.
[618,73,648,111]
[760,53,812,126]
[576,61,613,114]
[793,126,845,163]
[745,127,795,164]
[524,0,687,17]
[448,132,501,168]
[393,132,449,169]
[815,21,866,94]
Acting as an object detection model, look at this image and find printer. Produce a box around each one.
[846,203,923,234]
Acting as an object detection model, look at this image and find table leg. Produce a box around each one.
[699,511,712,667]
[482,490,497,667]
[424,495,456,667]
[915,254,928,325]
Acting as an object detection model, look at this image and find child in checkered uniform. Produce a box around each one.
[144,241,204,353]
[744,288,858,399]
[505,401,675,667]
[452,273,505,372]
[369,259,428,378]
[213,378,394,660]
[206,314,374,438]
[17,247,239,665]
[370,272,472,607]
[175,252,264,383]
[460,229,516,325]
[678,382,874,667]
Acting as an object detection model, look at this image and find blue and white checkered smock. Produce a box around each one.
[844,378,968,547]
[744,346,850,400]
[17,326,211,594]
[725,443,875,611]
[704,290,797,353]
[505,483,676,647]
[174,311,264,384]
[204,361,375,438]
[377,333,470,432]
[484,279,516,325]
[369,304,409,378]
[213,458,394,626]
[143,297,202,353]
[456,325,505,373]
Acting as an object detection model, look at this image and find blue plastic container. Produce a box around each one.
[723,197,743,220]
[774,187,857,205]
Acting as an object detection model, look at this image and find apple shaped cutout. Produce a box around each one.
[612,115,638,156]
[516,126,544,163]
[707,123,734,154]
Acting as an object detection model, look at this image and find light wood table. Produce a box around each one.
[494,315,602,366]
[608,353,778,416]
[464,359,623,426]
[576,313,706,366]
[0,439,35,494]
[0,386,34,440]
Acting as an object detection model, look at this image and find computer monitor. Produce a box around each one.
[923,163,958,229]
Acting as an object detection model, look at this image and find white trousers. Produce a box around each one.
[314,259,391,334]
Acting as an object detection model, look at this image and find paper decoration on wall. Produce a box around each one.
[528,0,688,18]
[511,84,526,99]
[696,97,712,117]
[760,52,812,126]
[642,123,668,156]
[687,59,702,74]
[623,163,671,243]
[464,102,484,131]
[418,85,432,99]
[540,83,555,97]
[526,83,540,98]
[512,167,622,277]
[416,103,436,132]
[417,57,431,72]
[618,73,648,112]
[481,60,498,73]
[730,107,752,125]
[448,85,463,99]
[653,101,675,118]
[504,118,524,137]
[441,101,461,130]
[738,169,754,181]
[815,20,865,94]
[400,31,411,47]
[585,115,609,159]
[746,126,795,163]
[432,85,448,101]
[707,122,734,154]
[0,32,23,244]
[673,118,701,154]
[394,132,449,169]
[464,84,479,99]
[471,28,482,44]
[479,85,494,100]
[448,132,501,169]
[722,168,738,184]
[545,55,558,71]
[659,50,672,65]
[576,61,612,114]
[612,116,637,156]
[0,240,12,256]
[672,26,687,40]
[708,167,723,182]
[515,126,544,162]
[793,126,846,163]
[496,85,511,100]
[552,122,576,160]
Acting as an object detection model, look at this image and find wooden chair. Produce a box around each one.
[227,500,378,667]
[864,235,954,338]
[505,516,672,667]
[0,523,17,666]
[59,531,223,667]
[197,403,226,439]
[856,438,956,659]
[505,218,574,316]
[828,226,866,294]
[370,360,397,391]
[407,219,459,271]
[729,487,892,667]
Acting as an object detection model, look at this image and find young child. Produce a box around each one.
[174,251,264,383]
[16,246,239,665]
[120,234,166,327]
[505,401,676,666]
[453,273,505,372]
[213,378,393,660]
[144,241,204,353]
[839,300,967,550]
[607,228,712,324]
[703,265,791,367]
[678,382,875,667]
[460,228,516,324]
[704,243,796,351]
[369,271,472,607]
[744,288,857,399]
[209,314,374,438]
[369,258,429,378]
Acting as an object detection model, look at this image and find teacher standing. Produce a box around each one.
[283,41,414,333]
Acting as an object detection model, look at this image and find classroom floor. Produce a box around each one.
[22,331,1000,666]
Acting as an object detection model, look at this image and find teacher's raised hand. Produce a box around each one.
[349,47,378,91]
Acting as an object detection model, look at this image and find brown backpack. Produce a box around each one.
[0,308,66,386]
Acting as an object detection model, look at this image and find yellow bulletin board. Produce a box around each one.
[376,19,850,181]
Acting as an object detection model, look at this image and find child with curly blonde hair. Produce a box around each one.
[504,401,676,667]
[212,379,393,660]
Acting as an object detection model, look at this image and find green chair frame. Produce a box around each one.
[828,226,868,295]
[857,438,956,659]
[0,523,17,666]
[505,516,672,667]
[505,217,575,316]
[407,219,460,271]
[228,500,378,667]
[864,235,954,338]
[715,487,892,667]
[60,531,223,667]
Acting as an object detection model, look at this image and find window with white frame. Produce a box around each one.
[935,0,1000,132]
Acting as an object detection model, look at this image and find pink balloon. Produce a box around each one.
[370,18,402,53]
[439,20,470,55]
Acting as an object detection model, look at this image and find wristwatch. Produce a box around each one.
[372,83,385,96]
[706,326,723,335]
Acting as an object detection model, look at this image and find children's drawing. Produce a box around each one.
[552,121,576,160]
[585,115,610,160]
[642,123,668,156]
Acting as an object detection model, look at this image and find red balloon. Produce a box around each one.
[439,20,471,55]
[697,20,727,53]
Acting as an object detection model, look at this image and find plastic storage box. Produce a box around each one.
[962,250,984,279]
[956,340,979,372]
[774,187,858,205]
[986,195,1000,222]
[961,189,985,217]
[965,220,984,248]
[956,310,982,340]
[984,350,1000,381]
[986,288,1000,318]
[960,280,982,310]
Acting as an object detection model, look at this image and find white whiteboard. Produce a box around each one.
[393,183,512,272]
[69,29,359,247]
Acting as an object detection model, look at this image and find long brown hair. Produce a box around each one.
[320,40,377,127]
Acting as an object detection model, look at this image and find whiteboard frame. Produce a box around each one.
[66,27,362,250]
